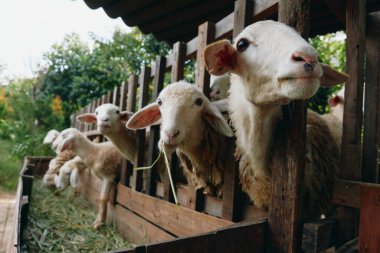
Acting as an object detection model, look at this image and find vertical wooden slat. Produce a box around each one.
[358,185,380,252]
[337,0,366,246]
[171,42,186,82]
[220,0,253,222]
[127,76,138,113]
[131,67,151,192]
[119,81,129,111]
[147,56,166,196]
[196,21,215,99]
[362,13,380,183]
[268,1,310,253]
[113,85,121,105]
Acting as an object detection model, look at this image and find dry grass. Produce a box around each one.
[26,180,131,252]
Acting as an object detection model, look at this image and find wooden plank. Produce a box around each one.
[233,0,253,37]
[127,75,138,113]
[358,185,380,252]
[332,179,361,208]
[119,80,129,111]
[362,12,380,183]
[116,184,233,237]
[338,0,366,246]
[146,56,166,196]
[252,0,278,22]
[145,233,214,253]
[113,85,121,105]
[268,1,310,253]
[196,21,215,98]
[204,195,222,218]
[171,41,186,82]
[113,204,174,244]
[323,0,346,25]
[214,220,266,253]
[132,67,151,192]
[302,217,337,252]
[241,204,268,222]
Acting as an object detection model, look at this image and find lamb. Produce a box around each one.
[42,130,76,188]
[76,104,136,162]
[126,81,234,197]
[54,156,86,192]
[56,128,123,228]
[321,87,345,150]
[210,74,230,101]
[204,20,348,219]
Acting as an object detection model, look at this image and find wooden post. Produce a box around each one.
[220,0,253,222]
[362,12,380,183]
[171,42,186,82]
[113,85,121,105]
[268,1,310,252]
[119,80,128,111]
[131,67,151,192]
[196,21,215,99]
[147,56,166,196]
[338,0,366,246]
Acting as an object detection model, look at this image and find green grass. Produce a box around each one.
[0,138,22,193]
[27,180,131,252]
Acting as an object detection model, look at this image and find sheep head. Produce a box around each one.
[204,20,349,105]
[76,103,133,135]
[43,129,60,145]
[126,81,233,153]
[56,128,80,153]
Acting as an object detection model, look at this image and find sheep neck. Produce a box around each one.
[71,134,98,167]
[229,79,281,177]
[103,123,137,161]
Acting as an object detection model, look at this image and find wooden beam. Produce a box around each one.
[171,41,186,82]
[196,21,215,99]
[119,80,128,111]
[268,1,310,253]
[362,12,380,183]
[323,0,346,25]
[233,0,253,37]
[359,185,380,252]
[302,217,337,252]
[338,0,366,246]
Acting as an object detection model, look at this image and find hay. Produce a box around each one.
[26,180,131,253]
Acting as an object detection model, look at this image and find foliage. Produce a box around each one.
[0,138,22,192]
[40,28,170,124]
[308,31,346,114]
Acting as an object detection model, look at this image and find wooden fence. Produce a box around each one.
[69,0,380,252]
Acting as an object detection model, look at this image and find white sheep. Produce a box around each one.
[126,81,233,197]
[204,20,348,219]
[210,74,231,101]
[54,156,86,192]
[56,128,123,228]
[76,104,136,161]
[322,87,345,150]
[42,130,76,188]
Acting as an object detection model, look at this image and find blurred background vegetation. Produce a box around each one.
[0,29,345,193]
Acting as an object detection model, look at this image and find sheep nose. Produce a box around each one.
[291,51,318,66]
[99,117,109,122]
[165,129,180,139]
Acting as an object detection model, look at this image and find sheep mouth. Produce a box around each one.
[277,76,318,83]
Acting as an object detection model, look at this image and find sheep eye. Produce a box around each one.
[195,98,203,106]
[237,38,249,52]
[157,98,162,106]
[115,110,120,114]
[95,111,98,115]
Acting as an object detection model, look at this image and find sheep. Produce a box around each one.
[204,20,348,219]
[76,104,136,162]
[210,74,230,101]
[126,81,234,197]
[56,128,123,228]
[321,87,345,150]
[54,156,86,192]
[42,130,76,188]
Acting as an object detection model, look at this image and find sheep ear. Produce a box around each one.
[120,111,134,122]
[57,138,71,153]
[70,168,79,188]
[43,130,59,144]
[76,114,97,124]
[204,40,237,76]
[203,103,233,137]
[320,64,349,87]
[328,95,341,107]
[126,103,161,129]
[211,98,229,113]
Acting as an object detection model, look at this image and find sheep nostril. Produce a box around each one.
[291,51,317,66]
[172,129,180,138]
[304,63,313,73]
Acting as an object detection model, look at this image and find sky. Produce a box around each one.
[0,0,130,83]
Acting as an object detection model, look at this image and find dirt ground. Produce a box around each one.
[0,192,16,253]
